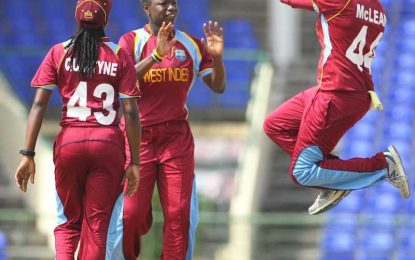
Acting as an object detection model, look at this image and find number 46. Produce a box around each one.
[346,25,383,73]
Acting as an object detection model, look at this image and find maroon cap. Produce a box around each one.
[75,0,112,28]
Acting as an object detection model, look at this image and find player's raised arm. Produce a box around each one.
[284,0,350,14]
[134,21,177,79]
[201,20,226,93]
[280,0,314,11]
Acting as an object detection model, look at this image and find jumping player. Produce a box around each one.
[14,0,141,258]
[263,0,410,215]
[116,0,226,258]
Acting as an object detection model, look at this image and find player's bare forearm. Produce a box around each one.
[135,57,156,80]
[208,57,226,93]
[280,0,314,11]
[122,98,141,166]
[16,88,51,192]
[134,22,176,80]
[25,88,52,151]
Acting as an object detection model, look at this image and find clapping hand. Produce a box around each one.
[156,21,177,57]
[201,21,224,58]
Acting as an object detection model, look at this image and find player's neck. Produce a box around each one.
[146,24,160,35]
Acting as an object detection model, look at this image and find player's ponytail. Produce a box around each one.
[66,26,105,78]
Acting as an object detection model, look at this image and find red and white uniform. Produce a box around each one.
[32,37,140,259]
[118,25,212,260]
[119,25,213,127]
[264,0,389,190]
[313,0,386,92]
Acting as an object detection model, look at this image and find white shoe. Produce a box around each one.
[384,145,410,198]
[308,189,351,215]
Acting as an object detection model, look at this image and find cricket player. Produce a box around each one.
[264,0,410,215]
[116,0,226,259]
[14,0,141,258]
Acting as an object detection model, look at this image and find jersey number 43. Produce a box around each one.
[346,25,383,73]
[67,81,116,125]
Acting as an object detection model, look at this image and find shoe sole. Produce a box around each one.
[308,190,351,215]
[388,145,410,198]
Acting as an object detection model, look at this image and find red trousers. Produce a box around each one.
[53,126,125,260]
[121,120,198,260]
[264,87,388,190]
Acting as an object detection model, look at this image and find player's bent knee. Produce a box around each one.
[291,164,312,186]
[263,115,287,138]
[263,116,276,136]
[290,145,324,186]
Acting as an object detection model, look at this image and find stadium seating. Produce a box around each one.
[356,224,396,259]
[320,0,415,259]
[329,190,364,214]
[187,80,214,108]
[0,0,260,113]
[321,231,356,260]
[397,235,415,260]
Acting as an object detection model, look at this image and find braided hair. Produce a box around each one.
[66,26,105,78]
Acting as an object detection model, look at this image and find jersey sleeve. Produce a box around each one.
[118,32,136,64]
[312,0,349,15]
[117,48,141,99]
[31,44,62,89]
[196,39,213,79]
[280,0,314,11]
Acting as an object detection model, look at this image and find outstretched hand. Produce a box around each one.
[156,21,177,57]
[15,156,35,192]
[122,164,139,197]
[201,21,224,58]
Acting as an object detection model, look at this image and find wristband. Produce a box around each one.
[19,149,35,157]
[151,52,162,63]
[153,49,164,60]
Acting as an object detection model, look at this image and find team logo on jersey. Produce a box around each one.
[84,10,93,19]
[175,49,186,62]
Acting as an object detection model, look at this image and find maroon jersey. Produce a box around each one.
[119,25,213,127]
[312,0,386,92]
[31,37,140,127]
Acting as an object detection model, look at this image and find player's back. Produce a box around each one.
[315,0,386,92]
[57,39,125,127]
